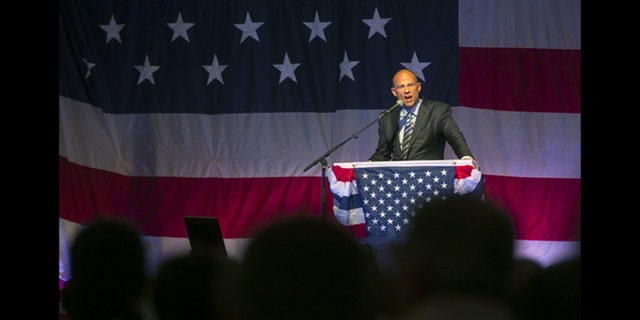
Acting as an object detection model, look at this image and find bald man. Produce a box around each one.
[369,68,476,165]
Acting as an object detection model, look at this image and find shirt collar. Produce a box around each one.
[401,98,422,117]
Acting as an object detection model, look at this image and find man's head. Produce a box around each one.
[391,69,422,108]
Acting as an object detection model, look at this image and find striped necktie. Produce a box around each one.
[401,113,414,159]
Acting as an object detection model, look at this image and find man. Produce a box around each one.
[369,69,476,166]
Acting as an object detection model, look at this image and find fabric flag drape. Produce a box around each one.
[328,161,483,238]
[59,0,581,283]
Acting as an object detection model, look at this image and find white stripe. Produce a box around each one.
[332,207,366,226]
[513,239,580,267]
[334,159,474,168]
[459,0,581,49]
[59,218,252,279]
[447,107,580,179]
[326,167,361,196]
[59,218,579,282]
[61,97,579,179]
[60,97,383,178]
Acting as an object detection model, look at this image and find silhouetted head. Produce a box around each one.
[397,195,515,298]
[240,215,377,320]
[153,253,241,320]
[69,216,146,319]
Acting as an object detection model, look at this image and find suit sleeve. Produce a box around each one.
[369,118,393,161]
[440,106,474,159]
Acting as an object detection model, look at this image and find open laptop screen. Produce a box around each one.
[183,216,227,258]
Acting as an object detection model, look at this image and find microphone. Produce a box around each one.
[379,100,404,118]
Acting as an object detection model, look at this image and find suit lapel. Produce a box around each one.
[415,100,431,133]
[403,100,431,157]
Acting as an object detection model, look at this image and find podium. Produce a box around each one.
[327,160,483,238]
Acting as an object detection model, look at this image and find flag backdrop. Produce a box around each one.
[59,0,581,282]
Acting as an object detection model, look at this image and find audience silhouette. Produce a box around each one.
[388,195,519,319]
[238,215,381,320]
[518,255,581,320]
[60,203,580,320]
[152,252,242,320]
[63,216,147,320]
[505,256,544,319]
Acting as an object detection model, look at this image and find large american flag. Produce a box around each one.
[59,0,581,284]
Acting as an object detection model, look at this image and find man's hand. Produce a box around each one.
[461,156,480,171]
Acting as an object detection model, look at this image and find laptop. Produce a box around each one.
[183,216,228,258]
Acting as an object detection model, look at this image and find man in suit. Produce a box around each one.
[369,68,477,167]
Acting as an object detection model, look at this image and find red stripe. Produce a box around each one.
[60,157,579,241]
[483,174,581,241]
[59,157,335,238]
[454,165,473,179]
[331,165,356,182]
[345,224,367,238]
[459,47,581,113]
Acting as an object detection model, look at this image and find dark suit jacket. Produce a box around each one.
[369,99,474,161]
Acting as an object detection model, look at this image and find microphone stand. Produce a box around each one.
[303,112,391,220]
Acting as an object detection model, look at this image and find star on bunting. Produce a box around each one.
[202,55,228,85]
[273,53,301,84]
[303,11,332,42]
[339,51,360,81]
[234,12,264,43]
[100,14,125,44]
[401,52,431,82]
[134,55,160,85]
[167,12,195,43]
[362,7,391,39]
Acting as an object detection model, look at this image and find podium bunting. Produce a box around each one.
[327,160,483,238]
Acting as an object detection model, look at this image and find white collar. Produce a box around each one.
[401,98,422,117]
